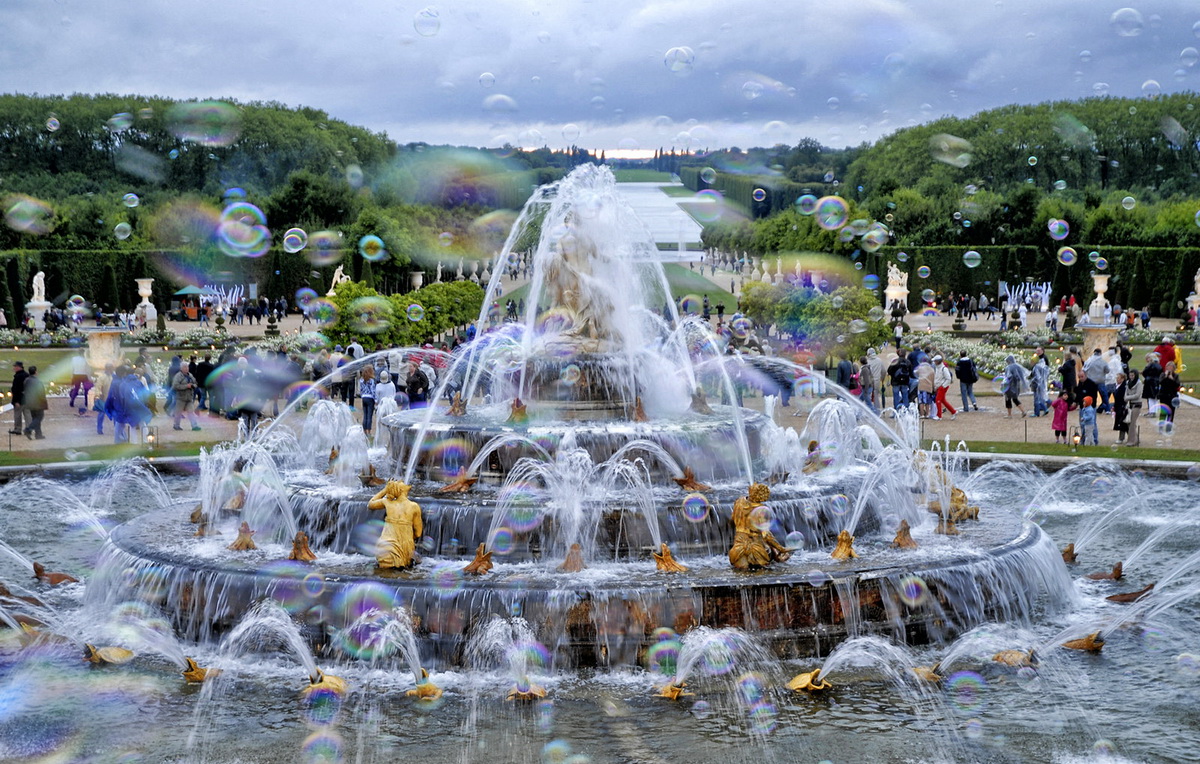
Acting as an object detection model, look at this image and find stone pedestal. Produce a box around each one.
[79,327,126,373]
[134,278,157,324]
[1079,323,1120,359]
[410,270,425,292]
[884,285,909,313]
[25,300,51,331]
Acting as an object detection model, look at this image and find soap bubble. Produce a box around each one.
[785,531,805,549]
[358,235,387,262]
[830,494,849,515]
[849,319,868,334]
[917,265,931,278]
[479,72,495,88]
[166,100,241,146]
[752,188,767,202]
[868,306,885,321]
[294,287,318,307]
[730,316,753,338]
[863,274,881,290]
[107,112,133,131]
[794,194,818,214]
[562,123,580,142]
[413,7,440,36]
[1110,8,1144,37]
[310,298,338,326]
[307,230,342,265]
[4,195,55,234]
[1047,219,1070,240]
[897,252,909,262]
[682,493,710,522]
[664,46,695,74]
[1096,257,1108,270]
[1121,196,1137,210]
[1027,156,1038,166]
[815,196,848,230]
[217,201,270,258]
[1088,250,1100,262]
[113,222,132,240]
[929,133,973,168]
[805,570,830,587]
[1195,210,1200,228]
[437,232,453,247]
[691,700,712,719]
[560,364,581,385]
[1053,179,1067,191]
[283,228,308,253]
[831,296,845,309]
[947,671,987,712]
[898,575,929,606]
[1177,653,1200,677]
[482,94,518,113]
[168,149,179,159]
[1057,247,1077,265]
[406,304,425,322]
[742,81,764,100]
[749,504,774,532]
[122,193,139,208]
[45,116,60,131]
[348,296,394,334]
[963,250,982,268]
[700,167,717,184]
[921,288,935,302]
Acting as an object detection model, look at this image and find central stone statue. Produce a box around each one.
[542,220,620,352]
[368,480,423,569]
[729,483,792,571]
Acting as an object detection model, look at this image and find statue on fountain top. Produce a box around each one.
[729,483,792,571]
[30,271,45,304]
[368,480,423,569]
[887,261,908,291]
[542,220,619,351]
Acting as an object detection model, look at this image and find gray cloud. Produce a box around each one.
[1,0,1198,151]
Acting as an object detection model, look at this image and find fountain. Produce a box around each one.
[1,166,1198,762]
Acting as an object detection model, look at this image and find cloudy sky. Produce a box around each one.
[1,0,1197,152]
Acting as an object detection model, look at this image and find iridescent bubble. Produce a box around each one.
[1054,179,1068,191]
[1096,257,1108,270]
[348,296,393,334]
[1094,82,1111,96]
[679,294,702,314]
[1177,652,1200,676]
[1195,20,1200,38]
[785,531,805,549]
[849,319,868,334]
[310,298,339,326]
[664,46,695,74]
[560,363,581,385]
[963,250,982,268]
[917,265,931,278]
[691,700,712,719]
[122,193,139,208]
[114,222,132,240]
[730,316,753,338]
[929,133,973,168]
[168,149,179,159]
[479,72,496,88]
[1121,195,1137,210]
[283,228,308,253]
[868,306,885,321]
[482,94,519,113]
[1110,7,1145,37]
[438,231,453,247]
[107,112,133,131]
[964,719,984,740]
[831,296,845,309]
[217,201,270,258]
[1047,219,1070,240]
[898,575,929,606]
[863,274,881,291]
[815,196,848,230]
[1183,47,1200,67]
[752,188,767,202]
[67,294,87,316]
[1093,740,1116,755]
[490,527,515,556]
[897,252,909,262]
[947,671,986,711]
[358,234,387,262]
[805,569,830,587]
[824,171,836,183]
[921,288,935,302]
[166,100,241,146]
[45,116,60,131]
[295,287,318,307]
[700,167,717,184]
[742,81,765,100]
[307,230,342,266]
[403,303,424,322]
[682,493,710,522]
[1079,50,1093,63]
[862,229,888,253]
[1027,156,1038,166]
[830,494,849,515]
[1057,247,1078,265]
[414,7,440,36]
[562,123,580,142]
[3,195,55,234]
[794,194,818,214]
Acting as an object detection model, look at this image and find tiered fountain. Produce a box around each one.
[94,166,1066,672]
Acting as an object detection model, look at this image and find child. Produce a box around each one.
[1079,395,1098,446]
[1051,390,1076,444]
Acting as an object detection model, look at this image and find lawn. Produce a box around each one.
[659,185,696,197]
[612,169,675,182]
[0,348,199,388]
[929,439,1200,463]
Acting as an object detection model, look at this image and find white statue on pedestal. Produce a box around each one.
[327,265,350,296]
[31,271,45,304]
[887,262,908,291]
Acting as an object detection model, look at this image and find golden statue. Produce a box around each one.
[406,668,442,701]
[463,543,493,575]
[84,644,135,665]
[653,543,688,573]
[190,503,203,523]
[227,522,257,551]
[654,680,692,700]
[182,657,221,683]
[0,582,43,606]
[448,391,467,417]
[1061,543,1077,564]
[360,464,385,488]
[1062,632,1105,652]
[1106,582,1155,603]
[558,543,586,573]
[802,441,830,474]
[1085,562,1123,581]
[633,397,648,422]
[439,469,478,493]
[911,665,942,682]
[368,481,423,569]
[672,466,711,493]
[194,516,220,538]
[305,669,349,697]
[728,483,791,571]
[506,680,548,701]
[934,517,959,536]
[992,649,1037,668]
[786,670,832,692]
[891,519,918,549]
[690,388,713,415]
[507,397,528,425]
[830,529,857,561]
[324,446,339,475]
[289,531,318,562]
[923,463,979,522]
[32,562,78,586]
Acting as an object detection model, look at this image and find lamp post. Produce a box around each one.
[1071,428,1082,453]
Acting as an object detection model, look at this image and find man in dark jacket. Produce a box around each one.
[193,354,214,411]
[9,361,27,435]
[954,351,980,411]
[887,350,913,410]
[22,366,47,440]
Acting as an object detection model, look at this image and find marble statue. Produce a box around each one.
[30,271,45,304]
[887,262,908,291]
[326,265,351,296]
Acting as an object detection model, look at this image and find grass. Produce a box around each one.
[927,439,1200,463]
[0,441,206,467]
[612,169,674,182]
[0,348,201,388]
[659,185,696,197]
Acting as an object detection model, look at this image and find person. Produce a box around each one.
[1113,372,1129,444]
[9,361,27,435]
[1125,370,1143,446]
[932,355,957,420]
[1079,395,1098,446]
[1153,336,1176,371]
[1142,352,1162,403]
[377,371,398,406]
[347,339,364,361]
[955,351,979,411]
[835,353,854,391]
[1140,306,1151,329]
[22,366,47,440]
[194,354,214,411]
[67,349,91,415]
[1030,354,1050,417]
[915,354,935,419]
[1159,361,1181,421]
[359,366,377,436]
[893,322,903,350]
[1083,349,1109,413]
[406,360,430,409]
[1051,390,1075,444]
[171,362,202,431]
[165,355,182,416]
[1002,354,1027,418]
[887,350,912,411]
[866,349,884,412]
[92,363,114,435]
